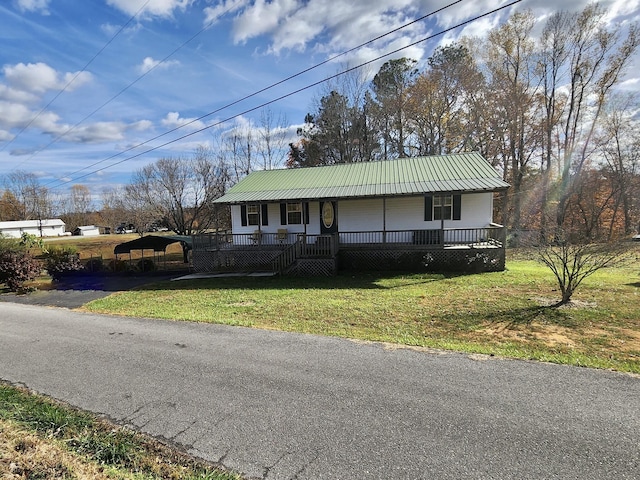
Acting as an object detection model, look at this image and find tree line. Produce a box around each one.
[290,4,640,242]
[1,4,638,243]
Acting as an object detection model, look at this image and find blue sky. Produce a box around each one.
[0,0,638,198]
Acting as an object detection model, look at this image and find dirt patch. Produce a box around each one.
[0,421,112,480]
[530,296,597,309]
[482,323,577,349]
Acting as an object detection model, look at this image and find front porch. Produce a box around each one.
[192,224,506,276]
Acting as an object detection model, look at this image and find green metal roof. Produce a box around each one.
[214,152,509,204]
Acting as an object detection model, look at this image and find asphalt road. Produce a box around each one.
[1,302,638,479]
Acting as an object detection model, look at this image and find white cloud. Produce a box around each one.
[15,0,50,14]
[137,56,180,74]
[203,0,249,26]
[101,21,142,36]
[0,84,40,104]
[131,120,153,131]
[0,130,13,141]
[0,100,48,130]
[161,112,206,131]
[228,0,436,59]
[618,77,640,91]
[55,121,152,144]
[106,0,195,19]
[3,63,92,94]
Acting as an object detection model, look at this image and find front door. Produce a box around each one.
[320,201,337,234]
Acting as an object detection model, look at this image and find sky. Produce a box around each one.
[0,0,638,198]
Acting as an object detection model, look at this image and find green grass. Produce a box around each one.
[84,257,640,374]
[0,382,242,479]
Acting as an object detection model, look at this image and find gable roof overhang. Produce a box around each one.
[214,152,509,205]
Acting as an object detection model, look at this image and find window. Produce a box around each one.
[433,195,452,221]
[246,204,260,226]
[287,202,302,224]
[424,194,461,222]
[280,202,309,225]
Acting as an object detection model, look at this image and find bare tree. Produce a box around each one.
[537,229,626,306]
[127,147,228,237]
[100,187,130,233]
[257,108,289,170]
[482,11,540,231]
[59,184,93,231]
[553,4,639,230]
[2,171,54,221]
[537,10,571,236]
[598,94,640,238]
[219,121,253,184]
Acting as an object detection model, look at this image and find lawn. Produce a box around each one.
[84,250,640,374]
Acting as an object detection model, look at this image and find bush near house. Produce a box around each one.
[0,250,41,292]
[0,235,42,292]
[44,247,85,281]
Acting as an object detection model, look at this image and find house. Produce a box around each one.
[74,225,100,237]
[195,152,509,275]
[0,219,66,238]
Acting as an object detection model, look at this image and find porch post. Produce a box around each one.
[383,197,387,244]
[440,195,445,248]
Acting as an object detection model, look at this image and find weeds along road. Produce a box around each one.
[1,302,639,480]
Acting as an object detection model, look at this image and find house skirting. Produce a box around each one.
[192,245,504,275]
[338,247,505,273]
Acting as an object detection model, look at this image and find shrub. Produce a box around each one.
[44,247,84,281]
[0,250,41,292]
[136,258,156,272]
[108,259,128,273]
[85,257,104,272]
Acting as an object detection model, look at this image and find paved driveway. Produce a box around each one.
[0,273,179,308]
[1,303,638,479]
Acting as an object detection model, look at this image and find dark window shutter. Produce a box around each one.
[280,203,287,225]
[424,195,433,221]
[261,204,268,226]
[304,202,310,224]
[241,205,247,226]
[453,194,461,220]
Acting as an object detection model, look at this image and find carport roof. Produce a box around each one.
[114,235,192,254]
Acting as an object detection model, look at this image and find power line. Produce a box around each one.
[51,0,523,189]
[44,0,464,186]
[0,0,151,153]
[18,0,238,168]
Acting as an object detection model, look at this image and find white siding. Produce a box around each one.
[337,193,494,231]
[458,193,493,227]
[230,202,321,237]
[339,198,384,231]
[385,197,425,230]
[0,220,66,238]
[229,193,495,237]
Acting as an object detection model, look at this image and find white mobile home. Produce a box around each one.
[197,152,510,275]
[0,219,66,238]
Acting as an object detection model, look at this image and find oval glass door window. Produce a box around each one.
[322,202,334,229]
